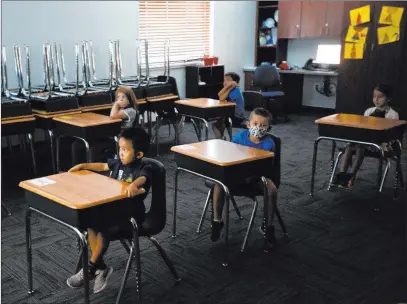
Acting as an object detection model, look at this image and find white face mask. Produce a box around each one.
[249,125,268,139]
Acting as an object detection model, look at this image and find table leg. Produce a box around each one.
[190,119,201,141]
[310,138,322,196]
[227,117,233,141]
[48,130,56,174]
[25,208,34,294]
[172,168,180,238]
[79,234,90,304]
[27,133,37,176]
[377,158,383,191]
[222,185,230,267]
[202,119,209,141]
[330,140,336,173]
[261,177,270,252]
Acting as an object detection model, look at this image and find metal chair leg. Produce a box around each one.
[241,198,258,252]
[27,133,37,176]
[377,158,383,191]
[119,239,131,254]
[2,201,11,216]
[148,236,181,281]
[230,196,242,219]
[115,244,134,304]
[275,207,288,237]
[327,151,343,191]
[197,190,212,233]
[191,119,201,141]
[379,159,390,193]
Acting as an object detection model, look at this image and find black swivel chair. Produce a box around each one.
[244,65,288,124]
[197,133,288,252]
[74,158,180,304]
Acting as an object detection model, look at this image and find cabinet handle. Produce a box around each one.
[371,44,375,51]
[325,23,329,36]
[296,24,300,37]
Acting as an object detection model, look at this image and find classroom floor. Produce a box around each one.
[2,113,407,304]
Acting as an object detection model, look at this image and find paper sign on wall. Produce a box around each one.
[379,6,404,27]
[345,26,369,44]
[350,5,371,26]
[377,26,400,45]
[344,43,364,59]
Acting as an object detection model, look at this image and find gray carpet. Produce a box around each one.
[2,113,407,304]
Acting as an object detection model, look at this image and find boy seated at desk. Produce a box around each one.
[212,72,246,139]
[334,84,400,189]
[211,107,279,248]
[66,128,151,294]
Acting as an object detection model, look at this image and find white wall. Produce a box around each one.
[212,1,256,85]
[2,1,255,99]
[286,38,340,68]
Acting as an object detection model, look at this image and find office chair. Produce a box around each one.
[244,65,288,124]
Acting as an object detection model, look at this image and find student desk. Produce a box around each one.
[146,94,178,140]
[171,139,274,266]
[174,98,235,143]
[53,113,122,172]
[1,116,37,175]
[19,170,136,304]
[33,109,83,173]
[310,113,407,195]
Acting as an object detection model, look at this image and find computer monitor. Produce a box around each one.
[314,44,341,65]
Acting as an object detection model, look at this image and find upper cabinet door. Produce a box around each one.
[278,1,302,39]
[325,1,345,37]
[300,1,327,38]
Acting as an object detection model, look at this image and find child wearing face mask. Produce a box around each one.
[66,128,151,294]
[334,84,399,188]
[211,107,279,248]
[110,86,139,129]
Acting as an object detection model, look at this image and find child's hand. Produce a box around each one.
[69,164,83,172]
[125,184,146,198]
[231,81,238,88]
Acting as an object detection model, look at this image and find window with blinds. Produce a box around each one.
[139,1,211,68]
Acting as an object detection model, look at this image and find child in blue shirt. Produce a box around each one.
[212,72,246,139]
[211,107,279,248]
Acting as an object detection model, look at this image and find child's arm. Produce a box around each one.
[69,163,109,172]
[110,102,128,120]
[218,83,234,101]
[125,176,147,197]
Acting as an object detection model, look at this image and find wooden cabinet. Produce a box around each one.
[300,1,327,38]
[278,1,302,38]
[337,1,407,118]
[325,1,345,37]
[278,1,344,38]
[185,65,224,99]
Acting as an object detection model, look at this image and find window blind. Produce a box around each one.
[139,1,211,68]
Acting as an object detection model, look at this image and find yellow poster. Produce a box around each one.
[345,26,368,44]
[379,6,404,27]
[350,5,371,26]
[377,26,400,45]
[344,43,364,59]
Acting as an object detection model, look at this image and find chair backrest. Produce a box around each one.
[253,65,280,90]
[140,158,167,235]
[242,91,264,110]
[266,133,281,189]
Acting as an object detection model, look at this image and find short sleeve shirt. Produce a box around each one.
[122,107,138,129]
[232,129,275,152]
[364,107,399,119]
[227,87,245,119]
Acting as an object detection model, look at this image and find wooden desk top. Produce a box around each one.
[53,112,121,127]
[33,109,82,118]
[1,116,36,124]
[171,139,274,166]
[175,98,235,109]
[315,114,407,131]
[146,94,178,103]
[19,170,129,209]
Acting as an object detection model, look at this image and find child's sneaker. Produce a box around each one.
[93,267,113,294]
[211,220,224,242]
[332,172,346,187]
[66,268,96,289]
[259,225,278,248]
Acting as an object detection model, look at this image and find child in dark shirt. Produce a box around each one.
[66,128,151,294]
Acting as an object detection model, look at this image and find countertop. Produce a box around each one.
[243,67,338,76]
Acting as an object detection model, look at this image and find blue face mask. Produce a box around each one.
[249,125,268,139]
